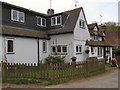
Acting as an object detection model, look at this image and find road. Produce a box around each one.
[46,69,118,88]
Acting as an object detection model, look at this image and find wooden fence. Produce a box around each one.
[2,58,105,83]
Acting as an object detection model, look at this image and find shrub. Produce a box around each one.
[113,48,120,55]
[45,55,65,64]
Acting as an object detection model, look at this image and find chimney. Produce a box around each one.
[47,9,54,15]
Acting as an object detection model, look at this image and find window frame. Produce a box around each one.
[79,19,85,29]
[51,45,67,54]
[37,16,46,27]
[6,38,14,54]
[42,40,47,53]
[98,47,103,57]
[11,9,25,23]
[76,45,82,54]
[51,15,62,26]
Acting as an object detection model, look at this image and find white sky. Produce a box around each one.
[1,0,119,24]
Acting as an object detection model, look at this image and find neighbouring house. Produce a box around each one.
[0,2,113,64]
[105,30,120,57]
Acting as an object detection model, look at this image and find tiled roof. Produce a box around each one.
[86,40,113,47]
[88,23,98,30]
[1,25,49,39]
[105,30,120,48]
[47,8,82,35]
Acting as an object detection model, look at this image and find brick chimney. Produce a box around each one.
[47,9,54,15]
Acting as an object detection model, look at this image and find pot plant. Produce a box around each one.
[71,56,76,62]
[85,49,89,54]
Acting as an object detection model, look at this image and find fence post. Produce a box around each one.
[2,61,6,80]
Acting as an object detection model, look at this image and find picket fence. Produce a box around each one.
[2,59,105,83]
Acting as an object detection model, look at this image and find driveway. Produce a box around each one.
[46,69,118,88]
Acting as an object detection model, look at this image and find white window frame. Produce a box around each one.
[51,45,67,54]
[76,45,82,54]
[42,40,47,53]
[51,15,62,26]
[79,19,85,29]
[6,38,14,54]
[11,9,25,23]
[37,16,46,27]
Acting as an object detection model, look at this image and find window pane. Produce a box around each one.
[37,17,41,25]
[82,21,85,28]
[7,40,13,52]
[52,17,56,25]
[76,46,78,52]
[57,16,61,24]
[79,20,82,27]
[12,10,17,21]
[43,41,47,52]
[63,46,67,52]
[57,46,61,52]
[52,46,56,52]
[79,46,82,52]
[42,18,46,26]
[19,12,24,22]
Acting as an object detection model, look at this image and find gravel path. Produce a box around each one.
[45,69,118,88]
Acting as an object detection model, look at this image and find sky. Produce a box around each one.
[1,0,119,24]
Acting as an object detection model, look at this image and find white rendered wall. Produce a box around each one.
[3,36,38,64]
[73,9,90,62]
[50,34,74,63]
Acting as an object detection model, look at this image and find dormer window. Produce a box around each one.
[11,9,25,22]
[37,17,46,27]
[79,19,85,29]
[51,15,62,26]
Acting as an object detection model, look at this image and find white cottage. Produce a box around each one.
[0,2,113,64]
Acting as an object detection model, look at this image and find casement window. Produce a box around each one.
[76,45,82,54]
[37,17,46,27]
[42,41,47,53]
[98,47,103,57]
[51,15,62,26]
[6,39,14,54]
[11,9,25,22]
[52,45,67,54]
[79,19,85,28]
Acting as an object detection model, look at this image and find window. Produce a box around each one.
[52,45,67,54]
[79,20,85,28]
[98,47,103,57]
[11,9,25,22]
[76,45,82,54]
[51,15,62,26]
[91,47,94,54]
[42,41,47,53]
[37,17,46,27]
[6,39,14,53]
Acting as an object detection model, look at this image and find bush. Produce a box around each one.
[45,55,65,64]
[113,48,120,55]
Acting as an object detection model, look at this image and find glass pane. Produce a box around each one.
[52,46,56,52]
[42,18,46,26]
[57,16,61,24]
[12,10,17,20]
[52,17,56,25]
[63,46,67,52]
[19,12,24,22]
[7,40,13,52]
[43,41,46,52]
[37,17,41,25]
[79,46,82,52]
[57,46,61,52]
[76,46,78,52]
